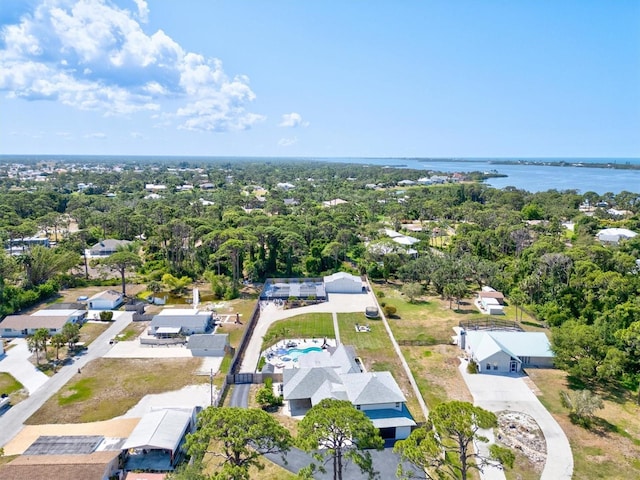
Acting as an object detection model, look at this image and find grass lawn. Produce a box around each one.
[26,357,207,424]
[0,372,24,395]
[527,369,640,479]
[337,312,425,423]
[115,321,148,341]
[78,321,110,346]
[262,313,334,350]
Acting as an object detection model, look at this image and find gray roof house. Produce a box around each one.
[283,344,415,441]
[149,309,212,336]
[87,239,133,258]
[187,334,230,357]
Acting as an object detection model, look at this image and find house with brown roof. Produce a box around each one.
[0,314,71,338]
[0,451,121,480]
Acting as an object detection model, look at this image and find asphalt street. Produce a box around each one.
[0,312,133,448]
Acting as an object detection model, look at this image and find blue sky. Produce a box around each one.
[0,0,639,158]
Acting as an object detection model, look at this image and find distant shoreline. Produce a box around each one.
[417,158,640,170]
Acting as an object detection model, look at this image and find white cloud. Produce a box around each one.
[133,0,149,23]
[130,131,143,139]
[278,112,309,128]
[84,132,106,138]
[278,136,298,147]
[0,0,261,132]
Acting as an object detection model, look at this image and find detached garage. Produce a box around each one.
[88,290,124,310]
[324,272,364,293]
[187,334,230,357]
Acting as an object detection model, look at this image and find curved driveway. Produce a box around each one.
[459,361,573,480]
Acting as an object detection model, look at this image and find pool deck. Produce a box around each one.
[262,338,337,372]
[240,291,376,373]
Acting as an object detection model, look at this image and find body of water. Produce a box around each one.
[316,157,640,194]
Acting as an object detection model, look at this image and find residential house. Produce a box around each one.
[596,228,638,244]
[88,290,125,310]
[324,272,364,293]
[0,451,121,480]
[457,329,554,373]
[149,309,213,336]
[283,345,415,441]
[0,314,73,337]
[87,239,132,258]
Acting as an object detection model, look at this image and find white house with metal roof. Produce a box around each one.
[323,272,364,293]
[123,408,195,472]
[596,227,638,244]
[88,290,125,310]
[458,330,554,374]
[283,344,415,441]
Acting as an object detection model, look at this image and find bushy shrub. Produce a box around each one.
[467,360,479,374]
[376,290,385,298]
[383,305,397,317]
[99,311,114,321]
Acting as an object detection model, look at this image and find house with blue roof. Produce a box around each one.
[458,330,554,374]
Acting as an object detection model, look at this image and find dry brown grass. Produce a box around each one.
[26,357,207,424]
[527,369,640,479]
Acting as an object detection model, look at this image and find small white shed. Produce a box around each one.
[324,272,364,293]
[88,290,124,310]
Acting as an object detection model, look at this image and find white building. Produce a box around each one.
[458,329,554,374]
[324,272,364,293]
[596,228,638,244]
[88,290,124,310]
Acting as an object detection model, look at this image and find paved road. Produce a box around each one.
[459,360,573,480]
[265,445,424,480]
[0,312,133,449]
[229,383,250,408]
[0,339,49,394]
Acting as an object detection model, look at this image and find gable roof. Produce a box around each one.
[122,409,193,453]
[0,451,119,480]
[465,331,553,362]
[187,334,228,350]
[343,371,406,405]
[283,367,344,401]
[88,290,123,302]
[0,315,69,331]
[324,272,362,284]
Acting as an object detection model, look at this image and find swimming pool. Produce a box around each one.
[278,346,323,361]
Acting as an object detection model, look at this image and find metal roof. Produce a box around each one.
[122,409,192,453]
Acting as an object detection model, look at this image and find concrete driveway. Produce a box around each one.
[0,339,49,394]
[459,361,573,480]
[0,312,134,448]
[241,292,377,372]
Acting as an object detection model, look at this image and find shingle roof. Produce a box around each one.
[342,372,407,405]
[0,315,69,330]
[187,334,228,350]
[0,451,119,480]
[88,290,123,301]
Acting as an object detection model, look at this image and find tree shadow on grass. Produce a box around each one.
[565,375,633,405]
